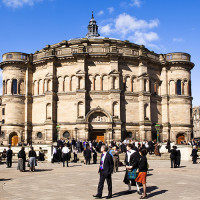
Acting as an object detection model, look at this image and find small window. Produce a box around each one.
[55,50,62,55]
[37,132,43,138]
[21,55,26,60]
[2,119,5,124]
[6,54,13,59]
[2,108,5,115]
[177,80,182,95]
[12,79,17,94]
[63,131,70,138]
[166,55,172,60]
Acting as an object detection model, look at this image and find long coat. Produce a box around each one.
[123,151,140,186]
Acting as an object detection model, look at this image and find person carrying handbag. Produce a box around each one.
[135,148,148,199]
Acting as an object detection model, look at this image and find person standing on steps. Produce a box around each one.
[93,145,114,199]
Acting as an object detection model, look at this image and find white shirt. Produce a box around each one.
[53,147,57,154]
[101,152,107,163]
[127,150,136,162]
[62,147,69,154]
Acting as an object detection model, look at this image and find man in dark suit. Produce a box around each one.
[84,146,91,165]
[93,145,114,199]
[170,146,177,168]
[6,146,13,168]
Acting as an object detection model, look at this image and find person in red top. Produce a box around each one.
[135,148,148,199]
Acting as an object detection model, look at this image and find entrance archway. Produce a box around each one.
[91,129,105,143]
[176,133,185,144]
[9,132,18,146]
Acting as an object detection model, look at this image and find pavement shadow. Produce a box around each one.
[34,169,53,172]
[179,166,186,168]
[147,173,153,176]
[70,165,82,167]
[147,189,168,198]
[0,178,12,181]
[111,190,137,198]
[147,186,158,193]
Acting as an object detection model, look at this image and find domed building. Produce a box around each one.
[0,14,194,145]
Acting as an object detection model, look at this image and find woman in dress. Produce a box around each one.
[123,144,140,194]
[28,147,37,172]
[135,148,148,199]
[17,147,26,172]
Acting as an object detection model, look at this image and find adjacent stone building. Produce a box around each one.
[193,106,200,139]
[0,15,194,145]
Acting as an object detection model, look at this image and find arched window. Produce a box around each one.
[46,103,51,120]
[3,80,5,95]
[47,79,51,92]
[39,79,43,95]
[176,80,182,95]
[113,102,119,117]
[19,80,25,95]
[102,75,109,91]
[95,75,101,90]
[12,79,17,94]
[78,102,84,118]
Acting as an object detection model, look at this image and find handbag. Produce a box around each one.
[127,169,137,180]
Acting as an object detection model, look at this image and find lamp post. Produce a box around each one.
[56,124,60,141]
[155,124,160,143]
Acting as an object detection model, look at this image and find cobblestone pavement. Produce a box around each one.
[0,160,199,200]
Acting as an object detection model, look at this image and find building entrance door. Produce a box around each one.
[91,130,105,143]
[11,135,18,146]
[176,134,185,144]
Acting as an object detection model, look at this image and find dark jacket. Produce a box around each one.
[29,150,36,157]
[98,153,114,177]
[18,150,26,160]
[84,149,91,158]
[138,156,148,172]
[170,149,177,159]
[6,149,13,159]
[191,149,198,158]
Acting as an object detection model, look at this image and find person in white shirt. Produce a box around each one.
[62,144,70,167]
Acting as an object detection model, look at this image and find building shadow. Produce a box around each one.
[0,178,12,181]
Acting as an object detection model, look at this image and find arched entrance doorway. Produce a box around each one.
[86,108,112,143]
[176,133,185,144]
[9,132,18,146]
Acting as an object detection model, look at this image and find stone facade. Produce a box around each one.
[193,106,200,138]
[0,16,194,145]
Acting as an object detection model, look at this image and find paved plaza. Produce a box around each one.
[0,160,199,200]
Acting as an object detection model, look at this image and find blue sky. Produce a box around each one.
[0,0,199,106]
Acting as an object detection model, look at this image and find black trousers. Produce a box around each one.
[97,171,112,197]
[7,159,12,167]
[86,157,91,165]
[171,158,177,168]
[63,153,69,167]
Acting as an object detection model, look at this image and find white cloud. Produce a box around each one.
[130,0,142,7]
[100,24,112,35]
[97,10,104,16]
[115,13,159,36]
[2,0,42,8]
[108,7,114,14]
[173,38,184,42]
[100,13,160,48]
[128,31,159,45]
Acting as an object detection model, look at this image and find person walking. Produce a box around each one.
[93,147,97,164]
[73,147,78,163]
[93,145,114,199]
[123,144,140,194]
[191,145,198,164]
[17,147,26,172]
[6,146,13,168]
[135,148,148,199]
[28,147,37,172]
[175,147,181,168]
[170,146,177,168]
[62,143,70,167]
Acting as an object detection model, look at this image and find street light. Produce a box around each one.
[75,127,78,140]
[155,124,160,143]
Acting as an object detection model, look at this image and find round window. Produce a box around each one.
[63,131,70,138]
[37,132,43,138]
